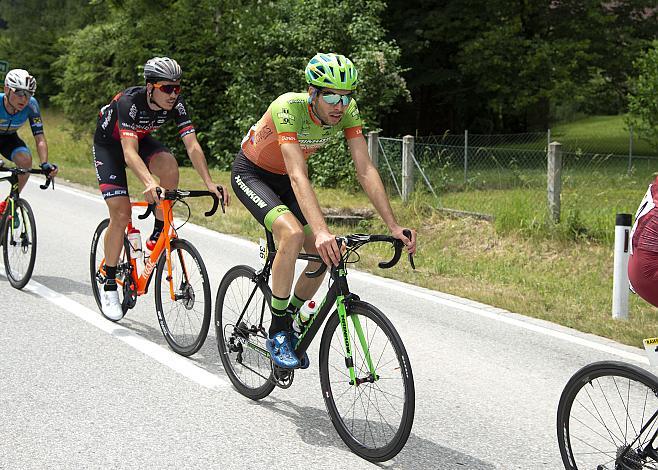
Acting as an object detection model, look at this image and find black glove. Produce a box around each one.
[40,162,57,173]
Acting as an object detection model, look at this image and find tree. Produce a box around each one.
[627,41,658,148]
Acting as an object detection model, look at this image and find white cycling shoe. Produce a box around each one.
[101,289,124,321]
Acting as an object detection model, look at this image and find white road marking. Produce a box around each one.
[2,268,228,390]
[30,179,651,366]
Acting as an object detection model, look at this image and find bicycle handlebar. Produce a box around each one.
[304,229,415,278]
[0,166,56,190]
[137,187,224,220]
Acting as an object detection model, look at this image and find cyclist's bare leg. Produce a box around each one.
[147,151,179,221]
[292,231,325,300]
[12,151,32,192]
[271,212,305,299]
[103,196,132,266]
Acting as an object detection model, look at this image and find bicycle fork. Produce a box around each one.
[338,295,379,386]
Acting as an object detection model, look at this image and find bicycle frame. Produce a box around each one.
[0,167,52,246]
[238,230,379,383]
[97,198,186,301]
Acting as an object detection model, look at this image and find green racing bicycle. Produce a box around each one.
[215,229,415,462]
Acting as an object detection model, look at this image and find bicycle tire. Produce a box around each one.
[154,238,211,356]
[557,360,658,470]
[215,265,275,400]
[319,300,415,462]
[89,218,131,319]
[3,198,37,289]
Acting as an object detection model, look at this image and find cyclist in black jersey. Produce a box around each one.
[93,57,229,320]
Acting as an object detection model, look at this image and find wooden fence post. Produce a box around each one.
[402,135,414,203]
[367,131,379,168]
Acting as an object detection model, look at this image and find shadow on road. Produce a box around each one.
[254,398,495,470]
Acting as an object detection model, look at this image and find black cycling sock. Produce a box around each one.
[289,293,306,313]
[104,265,117,291]
[151,218,164,241]
[269,294,290,337]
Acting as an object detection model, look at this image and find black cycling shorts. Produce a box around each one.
[93,134,169,199]
[231,150,309,233]
[0,133,31,161]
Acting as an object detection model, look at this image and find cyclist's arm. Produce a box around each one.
[33,133,48,166]
[348,135,416,253]
[282,142,340,265]
[181,132,228,204]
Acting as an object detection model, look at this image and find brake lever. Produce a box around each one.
[217,186,225,214]
[402,229,415,270]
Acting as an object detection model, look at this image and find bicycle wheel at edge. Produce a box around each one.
[319,300,415,462]
[3,198,37,289]
[215,265,275,400]
[154,238,211,357]
[90,218,131,319]
[557,360,658,470]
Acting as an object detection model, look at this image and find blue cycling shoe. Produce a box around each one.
[292,334,310,369]
[266,330,299,369]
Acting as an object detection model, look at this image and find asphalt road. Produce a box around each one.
[1,178,653,469]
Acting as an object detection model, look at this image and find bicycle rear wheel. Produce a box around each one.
[90,218,132,319]
[3,198,37,289]
[215,265,275,400]
[557,360,658,470]
[319,300,415,462]
[154,238,211,356]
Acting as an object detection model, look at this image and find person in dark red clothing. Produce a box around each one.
[629,175,658,307]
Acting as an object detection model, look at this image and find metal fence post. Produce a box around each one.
[547,128,551,151]
[628,125,634,175]
[547,141,562,223]
[464,129,468,183]
[367,130,379,169]
[402,135,414,203]
[612,213,631,320]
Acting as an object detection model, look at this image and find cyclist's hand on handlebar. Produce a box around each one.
[391,225,417,255]
[40,162,58,178]
[315,229,341,267]
[207,182,230,211]
[143,183,163,204]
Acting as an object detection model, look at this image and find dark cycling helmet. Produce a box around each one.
[305,53,358,91]
[4,69,37,94]
[143,57,182,82]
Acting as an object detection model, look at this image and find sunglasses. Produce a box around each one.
[320,92,351,106]
[10,88,32,98]
[153,83,181,95]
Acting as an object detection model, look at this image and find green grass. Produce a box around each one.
[552,114,656,156]
[9,109,658,351]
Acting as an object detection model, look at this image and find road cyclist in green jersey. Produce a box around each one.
[232,52,417,369]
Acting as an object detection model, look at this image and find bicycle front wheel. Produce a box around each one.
[557,360,658,470]
[154,238,211,356]
[319,300,415,462]
[215,265,275,400]
[89,218,132,319]
[3,198,37,289]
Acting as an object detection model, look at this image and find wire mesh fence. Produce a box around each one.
[373,130,658,202]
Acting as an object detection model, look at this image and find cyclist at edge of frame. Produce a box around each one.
[93,56,230,321]
[0,68,58,215]
[231,52,417,369]
[629,174,658,309]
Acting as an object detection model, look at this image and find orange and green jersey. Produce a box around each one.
[240,92,363,175]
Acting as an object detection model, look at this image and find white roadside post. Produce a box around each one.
[612,213,632,320]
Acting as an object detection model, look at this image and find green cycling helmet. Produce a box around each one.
[305,53,358,91]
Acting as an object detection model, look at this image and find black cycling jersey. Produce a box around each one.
[95,86,195,142]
